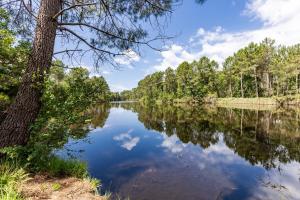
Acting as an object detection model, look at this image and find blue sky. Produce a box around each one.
[58,0,300,92]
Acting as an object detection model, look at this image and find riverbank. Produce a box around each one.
[171,96,300,109]
[0,158,108,200]
[213,98,278,110]
[212,96,300,110]
[21,174,108,200]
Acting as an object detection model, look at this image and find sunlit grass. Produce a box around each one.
[46,156,88,178]
[0,160,28,200]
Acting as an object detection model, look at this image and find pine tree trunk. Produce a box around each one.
[240,73,244,98]
[266,72,271,96]
[269,73,272,96]
[229,81,232,98]
[296,73,298,94]
[229,71,233,97]
[0,0,61,148]
[254,68,259,98]
[276,76,279,96]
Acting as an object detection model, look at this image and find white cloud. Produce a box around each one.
[154,0,300,70]
[114,49,140,65]
[253,161,300,200]
[121,137,140,151]
[245,0,300,26]
[161,134,186,154]
[153,44,199,71]
[198,0,300,64]
[113,129,140,151]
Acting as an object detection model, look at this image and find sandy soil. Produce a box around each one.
[21,174,106,200]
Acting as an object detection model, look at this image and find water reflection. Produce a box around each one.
[121,103,300,170]
[58,103,300,200]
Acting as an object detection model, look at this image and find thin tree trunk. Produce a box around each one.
[276,76,279,96]
[266,72,270,96]
[240,73,244,98]
[229,71,233,98]
[240,109,244,135]
[296,73,298,94]
[254,68,259,98]
[0,0,61,148]
[269,73,272,96]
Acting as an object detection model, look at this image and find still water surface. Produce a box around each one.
[57,103,300,200]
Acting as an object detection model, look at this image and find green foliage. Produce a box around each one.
[86,178,101,191]
[119,103,300,169]
[1,45,111,177]
[0,65,111,172]
[46,157,87,178]
[0,9,30,110]
[0,93,10,110]
[0,160,28,200]
[0,61,111,198]
[122,38,300,102]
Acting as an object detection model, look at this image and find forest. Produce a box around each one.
[1,0,300,199]
[118,38,300,103]
[0,0,201,199]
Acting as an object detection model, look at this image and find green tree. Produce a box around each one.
[176,62,193,98]
[0,9,30,109]
[0,1,206,147]
[164,67,177,95]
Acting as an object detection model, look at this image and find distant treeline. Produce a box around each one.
[113,38,300,103]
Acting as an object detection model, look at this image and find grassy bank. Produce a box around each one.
[214,98,278,110]
[214,96,300,109]
[142,95,300,110]
[0,157,108,200]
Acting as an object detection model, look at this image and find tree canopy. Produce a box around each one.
[119,38,300,102]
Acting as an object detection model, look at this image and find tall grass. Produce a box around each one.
[46,156,88,178]
[0,160,28,200]
[0,156,88,200]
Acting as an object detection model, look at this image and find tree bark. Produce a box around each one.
[240,73,244,98]
[254,68,259,98]
[266,72,270,96]
[296,73,298,94]
[276,76,279,96]
[0,0,61,148]
[229,70,233,98]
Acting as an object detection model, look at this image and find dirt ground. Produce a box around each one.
[21,174,107,200]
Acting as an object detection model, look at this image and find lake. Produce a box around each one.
[57,103,300,200]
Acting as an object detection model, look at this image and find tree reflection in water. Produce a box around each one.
[119,103,300,170]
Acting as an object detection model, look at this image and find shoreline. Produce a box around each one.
[212,96,300,110]
[119,96,300,111]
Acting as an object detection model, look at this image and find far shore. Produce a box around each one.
[116,95,300,111]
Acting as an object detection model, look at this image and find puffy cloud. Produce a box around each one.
[153,44,200,71]
[245,0,300,26]
[161,134,186,154]
[199,0,300,63]
[113,129,140,151]
[154,0,300,70]
[121,137,140,151]
[253,161,300,200]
